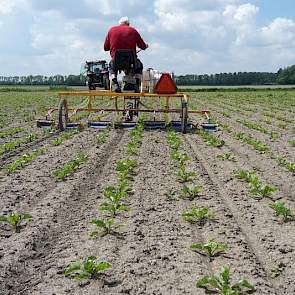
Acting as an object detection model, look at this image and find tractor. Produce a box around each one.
[37,50,217,133]
[84,60,110,90]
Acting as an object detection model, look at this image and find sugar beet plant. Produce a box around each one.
[196,265,255,294]
[217,152,236,162]
[0,212,32,233]
[90,216,123,237]
[96,128,111,145]
[276,155,295,173]
[234,169,277,198]
[0,133,38,155]
[167,130,196,183]
[4,149,44,174]
[51,130,79,146]
[64,256,111,280]
[182,206,216,225]
[93,122,144,236]
[0,127,23,138]
[126,123,144,155]
[99,185,128,217]
[234,132,269,154]
[115,158,138,181]
[197,129,225,148]
[54,152,88,181]
[269,201,295,222]
[191,239,228,258]
[180,184,202,200]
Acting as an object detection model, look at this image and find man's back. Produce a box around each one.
[104,24,147,59]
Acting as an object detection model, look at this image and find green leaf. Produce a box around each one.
[220,266,231,284]
[64,261,82,276]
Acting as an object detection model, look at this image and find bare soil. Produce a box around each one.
[0,101,294,294]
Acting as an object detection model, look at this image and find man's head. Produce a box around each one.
[119,16,130,26]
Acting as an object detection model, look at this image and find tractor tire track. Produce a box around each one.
[184,133,295,294]
[94,130,209,295]
[182,134,280,295]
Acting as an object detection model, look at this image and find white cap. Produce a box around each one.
[119,16,129,25]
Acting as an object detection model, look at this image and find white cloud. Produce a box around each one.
[0,0,29,14]
[223,3,258,23]
[0,0,295,75]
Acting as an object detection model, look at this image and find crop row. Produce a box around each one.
[166,130,256,294]
[65,123,144,281]
[0,127,24,138]
[236,118,280,139]
[1,130,83,175]
[0,133,38,155]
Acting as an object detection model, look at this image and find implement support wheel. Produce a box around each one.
[58,98,69,131]
[181,100,188,134]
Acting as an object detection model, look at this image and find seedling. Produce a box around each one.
[171,151,190,166]
[250,182,277,198]
[96,130,109,145]
[276,156,295,173]
[234,132,269,154]
[126,140,139,156]
[64,256,111,280]
[118,178,133,194]
[164,190,178,200]
[115,159,138,180]
[54,153,88,181]
[90,217,123,237]
[181,184,202,200]
[177,166,196,183]
[0,127,23,138]
[198,130,225,148]
[182,206,215,225]
[191,239,228,258]
[196,265,255,294]
[0,212,32,233]
[288,140,295,147]
[234,170,277,198]
[4,150,40,174]
[269,201,295,222]
[234,170,257,183]
[217,152,236,161]
[0,133,38,155]
[52,130,79,146]
[100,185,128,217]
[167,131,182,150]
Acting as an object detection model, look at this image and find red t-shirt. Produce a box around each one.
[104,24,147,59]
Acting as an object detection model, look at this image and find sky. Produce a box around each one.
[0,0,295,75]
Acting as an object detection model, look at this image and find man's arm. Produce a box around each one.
[135,30,148,50]
[104,33,110,51]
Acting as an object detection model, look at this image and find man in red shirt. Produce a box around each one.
[104,16,148,92]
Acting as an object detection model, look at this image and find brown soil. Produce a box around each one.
[0,124,294,294]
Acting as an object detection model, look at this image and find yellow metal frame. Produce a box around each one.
[42,90,210,123]
[55,90,197,115]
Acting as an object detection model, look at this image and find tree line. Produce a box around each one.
[0,65,294,86]
[175,65,295,85]
[0,75,85,86]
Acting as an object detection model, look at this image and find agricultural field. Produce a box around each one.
[0,87,294,295]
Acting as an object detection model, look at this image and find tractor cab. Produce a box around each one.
[83,60,110,90]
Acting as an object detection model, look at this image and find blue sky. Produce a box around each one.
[256,0,295,24]
[0,0,295,75]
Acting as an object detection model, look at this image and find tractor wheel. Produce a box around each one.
[181,101,188,134]
[103,75,110,90]
[58,98,69,131]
